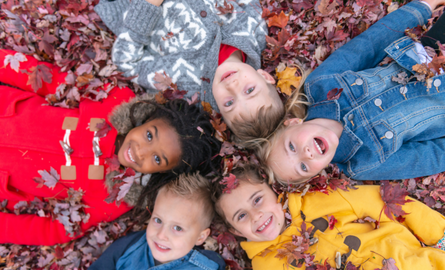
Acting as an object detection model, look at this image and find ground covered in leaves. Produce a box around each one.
[1,0,445,269]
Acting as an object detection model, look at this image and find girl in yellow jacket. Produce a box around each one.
[211,166,445,270]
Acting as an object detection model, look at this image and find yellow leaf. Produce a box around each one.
[276,67,301,96]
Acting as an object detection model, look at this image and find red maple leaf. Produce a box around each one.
[328,215,337,230]
[21,64,53,92]
[54,246,64,260]
[268,11,288,29]
[216,232,237,249]
[379,181,413,221]
[327,88,343,100]
[95,121,112,138]
[220,174,239,194]
[105,154,121,174]
[428,55,445,75]
[215,0,234,15]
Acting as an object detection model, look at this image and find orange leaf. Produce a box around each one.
[201,101,213,114]
[155,92,167,104]
[276,67,302,96]
[268,11,288,29]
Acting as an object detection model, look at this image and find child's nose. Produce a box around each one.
[304,146,313,160]
[157,226,168,241]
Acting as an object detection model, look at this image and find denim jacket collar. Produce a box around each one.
[384,36,420,73]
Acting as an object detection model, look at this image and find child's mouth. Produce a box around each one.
[125,146,136,164]
[154,242,170,252]
[314,138,327,155]
[257,216,272,233]
[221,71,237,82]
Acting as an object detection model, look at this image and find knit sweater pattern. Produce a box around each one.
[94,0,267,109]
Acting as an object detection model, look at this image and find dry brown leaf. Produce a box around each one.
[276,67,302,96]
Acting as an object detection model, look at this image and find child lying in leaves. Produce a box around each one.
[258,0,445,182]
[90,173,225,270]
[212,165,445,270]
[0,50,220,245]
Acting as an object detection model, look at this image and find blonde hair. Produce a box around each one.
[230,84,285,145]
[160,173,214,228]
[255,65,312,186]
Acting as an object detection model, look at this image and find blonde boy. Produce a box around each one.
[90,173,225,270]
[212,166,445,270]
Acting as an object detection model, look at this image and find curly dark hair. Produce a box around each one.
[130,99,221,222]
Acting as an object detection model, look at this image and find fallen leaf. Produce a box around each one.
[4,52,27,72]
[380,181,413,221]
[21,64,53,92]
[276,67,302,96]
[268,11,288,28]
[220,174,239,194]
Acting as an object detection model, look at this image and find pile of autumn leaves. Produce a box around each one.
[1,0,445,269]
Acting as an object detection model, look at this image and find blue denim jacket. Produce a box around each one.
[305,1,445,180]
[89,231,225,270]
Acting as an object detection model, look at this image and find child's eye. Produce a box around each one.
[147,131,153,141]
[245,87,255,94]
[224,100,233,107]
[237,213,246,221]
[289,142,296,152]
[173,226,183,232]
[154,217,162,224]
[154,155,161,165]
[301,163,308,172]
[254,196,262,205]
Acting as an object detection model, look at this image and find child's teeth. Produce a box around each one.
[158,243,168,249]
[128,148,135,162]
[258,217,271,232]
[315,140,322,154]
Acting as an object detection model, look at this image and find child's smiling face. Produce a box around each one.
[117,118,181,174]
[268,118,340,183]
[212,62,282,128]
[218,181,285,242]
[146,188,210,263]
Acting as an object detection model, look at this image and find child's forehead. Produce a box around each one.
[154,189,204,220]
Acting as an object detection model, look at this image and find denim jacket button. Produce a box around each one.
[200,10,207,17]
[395,45,399,49]
[434,79,442,87]
[399,86,407,94]
[374,99,382,106]
[355,78,363,86]
[348,114,354,121]
[385,131,394,139]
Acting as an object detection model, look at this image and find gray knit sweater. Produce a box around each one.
[94,0,267,109]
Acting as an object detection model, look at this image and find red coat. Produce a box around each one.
[0,50,135,245]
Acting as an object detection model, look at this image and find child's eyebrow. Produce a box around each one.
[231,190,262,222]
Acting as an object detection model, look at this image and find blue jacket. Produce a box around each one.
[305,1,445,180]
[89,231,225,270]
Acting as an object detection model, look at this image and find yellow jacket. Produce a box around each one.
[241,186,445,269]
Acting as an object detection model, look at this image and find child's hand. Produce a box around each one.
[423,0,445,11]
[146,0,163,6]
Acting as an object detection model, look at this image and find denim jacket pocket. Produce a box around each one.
[370,120,397,160]
[341,71,369,104]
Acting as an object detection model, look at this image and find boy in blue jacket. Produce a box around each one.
[89,173,225,270]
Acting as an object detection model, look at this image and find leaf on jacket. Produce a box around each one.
[3,52,27,72]
[95,120,111,138]
[34,167,60,189]
[215,0,234,15]
[328,215,337,230]
[379,258,399,270]
[21,64,53,92]
[220,174,239,194]
[268,11,288,28]
[276,67,302,96]
[275,223,314,268]
[153,71,173,91]
[105,154,121,174]
[391,71,409,85]
[379,181,413,221]
[327,88,343,100]
[428,55,445,75]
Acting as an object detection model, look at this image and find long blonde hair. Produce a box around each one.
[255,64,311,186]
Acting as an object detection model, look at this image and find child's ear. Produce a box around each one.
[228,227,244,238]
[195,228,211,246]
[257,69,276,84]
[284,118,303,126]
